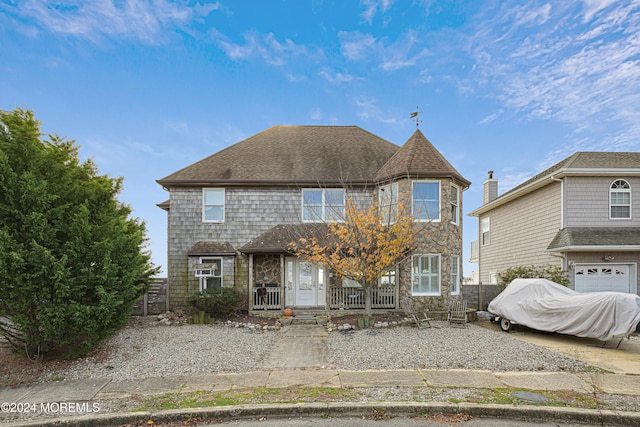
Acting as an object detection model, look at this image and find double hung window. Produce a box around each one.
[412,254,441,295]
[450,185,460,225]
[203,189,225,222]
[302,188,344,221]
[413,181,440,221]
[481,217,490,246]
[379,182,398,223]
[450,255,460,295]
[610,179,631,219]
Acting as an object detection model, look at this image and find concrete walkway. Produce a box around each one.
[3,323,640,426]
[263,325,329,368]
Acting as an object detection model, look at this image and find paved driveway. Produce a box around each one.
[478,320,640,374]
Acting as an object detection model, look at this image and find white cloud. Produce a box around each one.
[354,96,398,124]
[360,0,397,24]
[477,110,504,126]
[338,31,378,61]
[4,0,220,43]
[338,30,431,71]
[465,0,640,150]
[318,68,361,84]
[213,29,315,66]
[309,109,323,121]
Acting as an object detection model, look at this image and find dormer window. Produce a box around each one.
[610,179,631,219]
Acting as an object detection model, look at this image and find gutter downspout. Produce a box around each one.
[549,175,568,273]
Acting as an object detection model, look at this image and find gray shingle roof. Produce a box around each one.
[157,126,399,187]
[547,227,640,251]
[239,224,331,254]
[501,152,640,200]
[375,129,471,187]
[471,152,640,216]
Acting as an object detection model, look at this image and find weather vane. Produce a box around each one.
[410,106,423,128]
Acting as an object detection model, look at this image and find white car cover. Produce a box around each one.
[488,278,640,342]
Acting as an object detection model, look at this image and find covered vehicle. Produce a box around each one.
[488,278,640,342]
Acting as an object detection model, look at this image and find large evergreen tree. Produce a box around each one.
[0,108,157,358]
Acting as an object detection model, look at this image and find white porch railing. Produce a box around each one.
[329,286,396,309]
[252,286,282,310]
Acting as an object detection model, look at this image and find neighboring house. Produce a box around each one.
[157,125,470,316]
[469,152,640,295]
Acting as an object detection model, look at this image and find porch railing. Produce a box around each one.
[252,285,282,310]
[329,286,396,309]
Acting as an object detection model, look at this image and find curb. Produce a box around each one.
[5,401,640,427]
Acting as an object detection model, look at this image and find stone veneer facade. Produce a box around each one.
[389,177,464,312]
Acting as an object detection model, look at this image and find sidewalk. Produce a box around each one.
[2,324,640,426]
[3,368,640,426]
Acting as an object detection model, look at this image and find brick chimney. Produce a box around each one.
[484,171,498,204]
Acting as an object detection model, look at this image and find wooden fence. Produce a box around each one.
[133,278,168,316]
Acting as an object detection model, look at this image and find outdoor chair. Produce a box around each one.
[400,297,432,329]
[448,299,467,328]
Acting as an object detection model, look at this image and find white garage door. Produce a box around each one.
[574,264,631,293]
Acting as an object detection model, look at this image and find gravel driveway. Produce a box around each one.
[49,318,595,382]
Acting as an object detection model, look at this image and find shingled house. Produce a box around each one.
[470,152,640,295]
[157,126,470,316]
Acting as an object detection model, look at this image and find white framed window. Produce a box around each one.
[412,254,441,295]
[379,269,396,286]
[610,179,631,219]
[302,188,344,222]
[450,255,460,295]
[196,257,223,291]
[203,188,225,222]
[481,217,490,246]
[450,184,460,225]
[379,182,398,223]
[413,181,440,221]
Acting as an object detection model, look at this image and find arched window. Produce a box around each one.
[610,179,631,219]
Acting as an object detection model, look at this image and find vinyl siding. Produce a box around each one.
[478,182,562,284]
[565,176,640,227]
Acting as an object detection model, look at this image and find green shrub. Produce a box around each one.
[0,109,157,358]
[497,264,569,291]
[188,287,245,318]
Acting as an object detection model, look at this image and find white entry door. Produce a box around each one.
[295,261,317,306]
[286,258,326,307]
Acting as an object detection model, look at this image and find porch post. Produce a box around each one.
[280,254,285,310]
[248,254,254,311]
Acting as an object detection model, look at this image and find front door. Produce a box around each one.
[286,258,326,307]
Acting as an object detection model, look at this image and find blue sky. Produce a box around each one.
[2,0,639,277]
